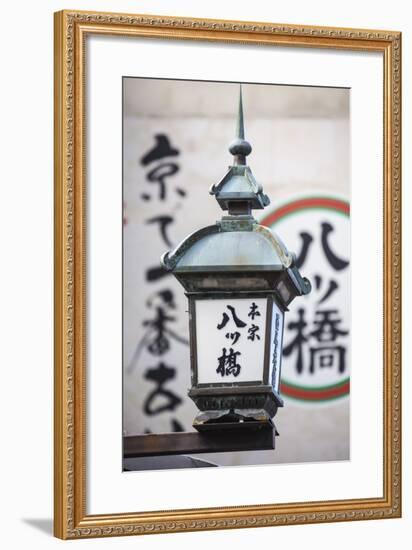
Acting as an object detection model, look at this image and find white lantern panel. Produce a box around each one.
[268,300,285,394]
[195,297,267,384]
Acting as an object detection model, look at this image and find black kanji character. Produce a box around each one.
[126,292,189,374]
[313,274,339,305]
[217,305,247,330]
[248,302,261,321]
[140,134,180,166]
[294,222,349,271]
[143,362,182,415]
[142,307,175,355]
[142,306,188,356]
[247,324,260,341]
[146,215,174,247]
[216,348,242,377]
[225,331,241,345]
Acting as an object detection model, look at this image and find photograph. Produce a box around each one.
[122,78,350,471]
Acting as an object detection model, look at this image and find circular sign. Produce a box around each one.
[261,196,350,402]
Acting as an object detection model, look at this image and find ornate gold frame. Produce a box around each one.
[54,9,401,539]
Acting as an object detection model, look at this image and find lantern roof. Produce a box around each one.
[161,217,311,298]
[162,219,292,272]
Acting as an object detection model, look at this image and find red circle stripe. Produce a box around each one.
[262,197,350,227]
[280,380,350,401]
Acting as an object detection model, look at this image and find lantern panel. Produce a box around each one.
[268,299,285,394]
[194,297,268,384]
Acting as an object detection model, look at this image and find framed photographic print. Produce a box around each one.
[54,9,402,539]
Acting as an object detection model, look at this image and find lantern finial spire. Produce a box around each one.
[236,84,245,140]
[229,84,252,164]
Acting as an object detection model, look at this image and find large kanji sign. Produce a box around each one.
[261,196,350,403]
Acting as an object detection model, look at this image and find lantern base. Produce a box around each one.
[192,408,277,432]
[188,384,283,422]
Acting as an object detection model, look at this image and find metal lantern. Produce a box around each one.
[161,87,311,430]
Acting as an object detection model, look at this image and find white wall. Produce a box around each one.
[0,0,410,548]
